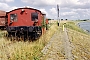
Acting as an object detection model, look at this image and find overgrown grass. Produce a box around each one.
[61,20,90,60]
[63,21,88,34]
[0,23,58,60]
[67,28,90,60]
[0,30,5,37]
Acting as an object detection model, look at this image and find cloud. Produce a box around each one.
[0,3,9,10]
[39,9,47,14]
[50,8,57,14]
[21,0,83,8]
[39,8,49,18]
[39,8,57,19]
[0,0,14,2]
[60,8,90,20]
[61,11,78,16]
[20,0,90,20]
[21,0,90,10]
[60,11,79,19]
[0,0,90,20]
[21,0,56,7]
[0,2,19,12]
[9,6,19,11]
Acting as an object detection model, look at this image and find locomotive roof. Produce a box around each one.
[7,7,42,14]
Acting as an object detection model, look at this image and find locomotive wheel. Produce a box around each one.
[34,32,38,40]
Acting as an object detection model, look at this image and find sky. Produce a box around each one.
[0,0,90,20]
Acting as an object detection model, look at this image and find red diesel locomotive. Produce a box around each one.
[6,7,47,40]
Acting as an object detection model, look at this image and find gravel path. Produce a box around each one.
[41,28,73,60]
[63,28,73,60]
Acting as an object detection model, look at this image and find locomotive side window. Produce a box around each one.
[10,14,17,21]
[31,13,38,21]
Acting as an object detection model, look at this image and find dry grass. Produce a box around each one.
[61,21,90,60]
[67,28,90,60]
[0,23,58,60]
[40,20,90,60]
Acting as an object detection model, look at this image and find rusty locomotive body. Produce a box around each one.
[6,7,47,40]
[0,10,6,29]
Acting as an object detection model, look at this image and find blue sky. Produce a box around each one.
[0,0,90,20]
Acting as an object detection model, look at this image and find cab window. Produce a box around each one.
[10,14,17,21]
[31,13,38,21]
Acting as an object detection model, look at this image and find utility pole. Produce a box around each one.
[57,4,60,26]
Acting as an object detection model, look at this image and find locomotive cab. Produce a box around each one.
[6,7,44,40]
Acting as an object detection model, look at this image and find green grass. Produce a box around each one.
[63,21,88,34]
